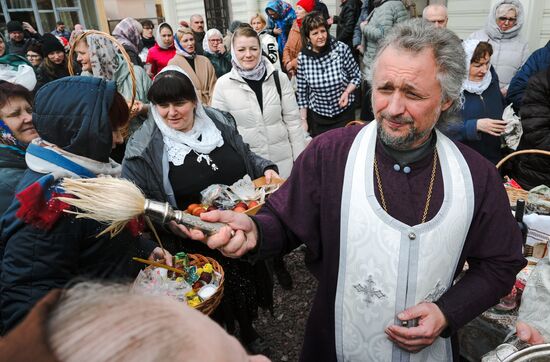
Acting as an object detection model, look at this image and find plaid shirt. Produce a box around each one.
[296,39,361,117]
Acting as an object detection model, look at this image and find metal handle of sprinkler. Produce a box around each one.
[143,199,226,235]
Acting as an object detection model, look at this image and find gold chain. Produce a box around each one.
[373,148,438,224]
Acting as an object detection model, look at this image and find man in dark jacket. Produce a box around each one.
[0,77,166,334]
[190,14,206,55]
[510,66,550,189]
[507,40,550,112]
[6,21,41,56]
[333,0,361,50]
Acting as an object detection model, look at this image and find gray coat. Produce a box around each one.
[121,107,277,208]
[469,0,529,90]
[362,0,409,73]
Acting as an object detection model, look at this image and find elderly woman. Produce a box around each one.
[112,17,144,67]
[0,81,38,214]
[297,12,361,137]
[452,40,507,164]
[282,0,315,77]
[122,66,278,354]
[145,22,176,77]
[34,34,70,91]
[74,32,152,138]
[0,76,167,334]
[469,0,528,94]
[203,29,231,78]
[169,27,217,105]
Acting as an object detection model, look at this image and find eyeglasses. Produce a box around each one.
[143,27,153,30]
[208,39,222,43]
[498,16,517,23]
[26,54,41,58]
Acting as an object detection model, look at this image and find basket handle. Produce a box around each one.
[68,30,137,114]
[496,149,550,169]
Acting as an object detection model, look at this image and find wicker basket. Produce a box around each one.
[67,30,137,118]
[142,253,224,316]
[496,149,550,206]
[187,253,224,315]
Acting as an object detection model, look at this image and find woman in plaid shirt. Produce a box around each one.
[297,12,361,137]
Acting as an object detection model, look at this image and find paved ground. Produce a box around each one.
[255,249,318,362]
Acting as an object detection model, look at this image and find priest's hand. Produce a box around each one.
[385,302,448,353]
[190,210,259,258]
[517,321,545,345]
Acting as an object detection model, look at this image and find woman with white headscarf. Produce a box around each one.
[469,0,529,95]
[203,28,231,77]
[122,65,279,355]
[450,39,507,164]
[145,22,176,77]
[168,27,217,105]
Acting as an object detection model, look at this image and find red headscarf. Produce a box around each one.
[296,0,315,27]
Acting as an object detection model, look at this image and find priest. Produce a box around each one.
[177,19,526,362]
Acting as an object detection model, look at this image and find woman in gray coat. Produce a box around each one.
[122,65,278,354]
[469,0,529,95]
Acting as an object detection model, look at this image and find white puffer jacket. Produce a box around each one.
[469,0,529,90]
[212,60,306,178]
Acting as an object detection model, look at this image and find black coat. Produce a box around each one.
[511,67,550,189]
[335,0,361,49]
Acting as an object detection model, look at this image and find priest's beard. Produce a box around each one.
[376,109,439,151]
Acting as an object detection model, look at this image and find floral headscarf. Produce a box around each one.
[112,17,143,54]
[85,34,121,80]
[0,120,25,151]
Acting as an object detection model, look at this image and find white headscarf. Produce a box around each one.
[203,28,223,54]
[155,22,174,50]
[151,65,224,166]
[461,39,493,95]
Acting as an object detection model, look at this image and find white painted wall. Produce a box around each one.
[103,0,157,20]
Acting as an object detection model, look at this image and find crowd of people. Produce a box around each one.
[0,0,549,361]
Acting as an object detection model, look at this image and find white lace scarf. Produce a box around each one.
[462,39,493,95]
[151,105,224,167]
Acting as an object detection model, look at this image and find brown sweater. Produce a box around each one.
[282,21,302,73]
[167,54,218,105]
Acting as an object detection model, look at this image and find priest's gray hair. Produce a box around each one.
[46,282,201,361]
[368,19,467,130]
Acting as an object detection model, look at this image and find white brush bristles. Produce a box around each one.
[57,177,147,237]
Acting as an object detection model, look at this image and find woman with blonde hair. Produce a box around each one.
[168,27,217,105]
[250,13,281,70]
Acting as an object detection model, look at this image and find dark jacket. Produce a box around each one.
[34,61,70,92]
[457,67,505,164]
[510,67,550,189]
[7,32,41,56]
[353,0,370,47]
[194,31,205,56]
[0,147,26,216]
[204,51,232,78]
[334,0,361,49]
[507,41,550,111]
[122,107,277,208]
[0,77,156,334]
